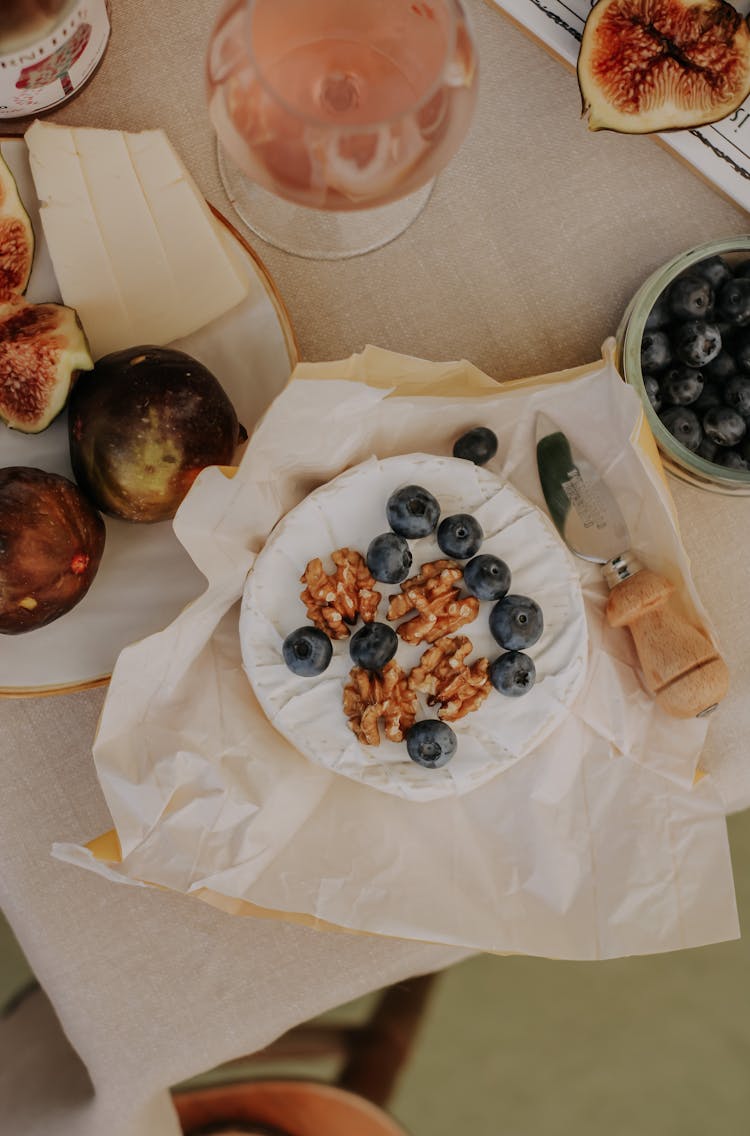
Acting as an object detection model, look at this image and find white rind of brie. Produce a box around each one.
[240,455,589,802]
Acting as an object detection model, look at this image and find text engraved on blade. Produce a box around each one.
[561,468,608,530]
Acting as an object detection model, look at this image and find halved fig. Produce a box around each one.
[578,0,750,133]
[0,466,106,635]
[0,298,93,433]
[0,152,34,302]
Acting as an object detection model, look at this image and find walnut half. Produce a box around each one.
[300,548,381,640]
[343,661,417,746]
[387,559,479,645]
[408,635,491,722]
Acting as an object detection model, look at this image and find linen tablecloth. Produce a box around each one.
[2,2,749,1134]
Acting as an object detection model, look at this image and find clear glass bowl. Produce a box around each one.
[617,235,750,495]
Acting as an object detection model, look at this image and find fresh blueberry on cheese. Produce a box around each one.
[282,627,333,677]
[349,622,398,671]
[489,595,544,651]
[366,532,412,584]
[437,514,483,559]
[489,651,536,696]
[463,554,511,601]
[386,485,440,538]
[452,426,498,465]
[405,720,457,768]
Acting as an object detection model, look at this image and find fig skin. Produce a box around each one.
[578,0,750,134]
[0,466,106,635]
[68,346,243,524]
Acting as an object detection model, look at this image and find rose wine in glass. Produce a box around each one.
[206,0,478,258]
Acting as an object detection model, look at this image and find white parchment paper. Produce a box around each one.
[53,345,739,959]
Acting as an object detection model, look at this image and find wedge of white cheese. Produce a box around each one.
[25,121,250,360]
[240,454,589,803]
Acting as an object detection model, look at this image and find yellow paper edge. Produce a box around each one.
[84,831,450,942]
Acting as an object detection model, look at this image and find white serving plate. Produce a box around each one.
[240,454,588,801]
[0,136,298,697]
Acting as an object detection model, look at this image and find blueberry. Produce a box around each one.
[693,382,723,413]
[489,651,536,697]
[716,449,749,470]
[366,532,412,584]
[669,274,714,320]
[694,255,733,291]
[660,406,702,452]
[349,622,398,671]
[643,374,662,412]
[282,627,333,677]
[436,513,483,559]
[463,554,511,601]
[696,437,719,463]
[386,485,440,539]
[672,320,722,368]
[732,332,750,372]
[405,720,457,768]
[704,349,737,380]
[734,259,750,279]
[703,405,747,447]
[644,291,671,331]
[717,277,750,325]
[723,375,750,417]
[661,366,703,406]
[453,426,498,465]
[640,330,672,372]
[489,595,544,651]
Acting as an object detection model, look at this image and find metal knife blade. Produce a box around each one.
[535,413,630,566]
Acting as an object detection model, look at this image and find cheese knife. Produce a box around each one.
[535,413,729,718]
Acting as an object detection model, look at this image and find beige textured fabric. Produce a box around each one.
[1,1,749,1133]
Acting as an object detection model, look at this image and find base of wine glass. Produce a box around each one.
[217,142,434,260]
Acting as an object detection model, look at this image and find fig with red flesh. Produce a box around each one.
[0,466,106,635]
[578,0,750,133]
[68,345,244,523]
[0,153,34,303]
[0,298,94,432]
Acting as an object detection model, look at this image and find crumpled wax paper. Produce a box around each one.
[53,344,739,960]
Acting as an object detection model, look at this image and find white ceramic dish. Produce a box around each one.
[0,136,299,697]
[240,454,588,802]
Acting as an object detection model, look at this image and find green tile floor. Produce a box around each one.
[3,806,750,1134]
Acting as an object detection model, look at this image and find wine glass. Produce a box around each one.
[206,0,478,259]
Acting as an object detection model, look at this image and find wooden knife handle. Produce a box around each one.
[605,569,729,718]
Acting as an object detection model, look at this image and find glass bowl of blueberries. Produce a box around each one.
[618,235,750,494]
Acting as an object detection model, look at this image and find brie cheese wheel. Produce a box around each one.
[240,455,588,802]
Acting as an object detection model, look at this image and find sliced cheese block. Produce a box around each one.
[25,121,250,360]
